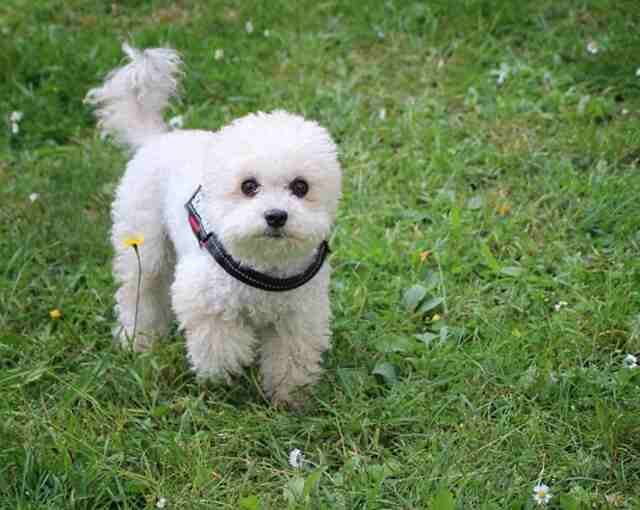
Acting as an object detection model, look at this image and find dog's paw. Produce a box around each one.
[270,387,310,411]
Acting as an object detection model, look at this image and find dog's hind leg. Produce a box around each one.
[111,173,174,350]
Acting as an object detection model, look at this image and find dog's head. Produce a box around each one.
[201,111,341,268]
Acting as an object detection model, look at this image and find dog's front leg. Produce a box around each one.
[172,255,257,381]
[184,315,257,382]
[259,292,331,407]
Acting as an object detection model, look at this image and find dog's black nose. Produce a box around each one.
[264,209,288,228]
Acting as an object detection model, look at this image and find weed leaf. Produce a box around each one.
[303,468,324,499]
[372,362,399,386]
[283,477,305,503]
[418,296,444,314]
[415,332,438,345]
[432,486,456,510]
[239,495,261,510]
[500,266,524,277]
[402,284,427,312]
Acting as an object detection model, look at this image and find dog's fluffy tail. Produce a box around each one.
[85,43,182,150]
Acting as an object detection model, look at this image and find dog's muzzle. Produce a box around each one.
[185,185,330,292]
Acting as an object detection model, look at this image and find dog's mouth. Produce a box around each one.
[263,228,288,239]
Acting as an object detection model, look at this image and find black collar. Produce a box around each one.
[185,186,329,292]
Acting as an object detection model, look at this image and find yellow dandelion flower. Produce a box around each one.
[123,235,145,248]
[497,203,511,216]
[432,313,441,321]
[49,309,62,320]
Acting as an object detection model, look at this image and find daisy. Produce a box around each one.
[288,448,304,469]
[245,20,254,34]
[533,483,552,506]
[496,68,508,86]
[29,192,40,202]
[577,95,590,115]
[623,354,638,369]
[490,63,510,86]
[214,48,224,61]
[586,41,599,54]
[169,115,183,129]
[554,301,568,312]
[10,110,23,135]
[156,497,167,509]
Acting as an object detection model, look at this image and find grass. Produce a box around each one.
[2,0,640,508]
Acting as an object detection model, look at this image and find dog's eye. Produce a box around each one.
[241,178,260,197]
[290,178,309,198]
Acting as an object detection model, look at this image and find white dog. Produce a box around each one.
[86,44,342,406]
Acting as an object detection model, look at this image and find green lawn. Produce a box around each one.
[2,0,640,508]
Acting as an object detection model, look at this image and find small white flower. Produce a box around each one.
[214,48,224,61]
[554,301,568,312]
[245,20,254,33]
[533,483,552,506]
[378,108,386,121]
[464,86,479,107]
[622,108,629,115]
[10,111,23,135]
[169,115,183,129]
[29,192,40,202]
[376,29,385,39]
[623,354,638,369]
[156,497,167,509]
[288,448,304,468]
[577,94,590,115]
[490,63,510,86]
[586,41,599,54]
[263,29,271,37]
[636,67,640,77]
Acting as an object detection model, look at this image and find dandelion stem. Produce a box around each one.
[132,244,142,342]
[436,252,449,315]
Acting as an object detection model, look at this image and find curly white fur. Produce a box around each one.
[86,44,342,405]
[85,43,182,149]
